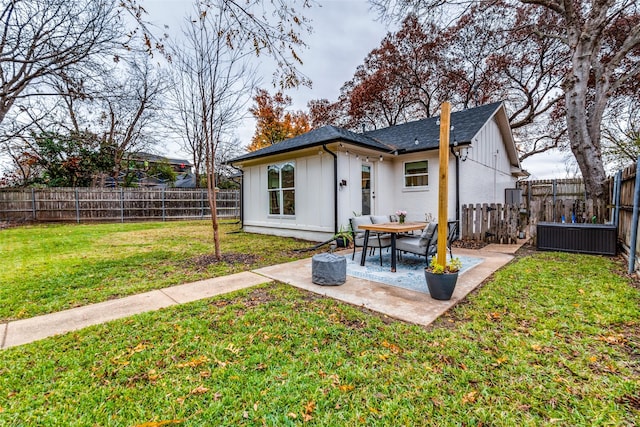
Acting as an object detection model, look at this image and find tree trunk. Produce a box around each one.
[563,26,608,222]
[207,169,221,259]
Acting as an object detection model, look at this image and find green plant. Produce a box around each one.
[333,225,353,246]
[427,257,461,274]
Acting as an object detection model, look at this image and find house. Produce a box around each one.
[110,152,196,188]
[228,102,527,242]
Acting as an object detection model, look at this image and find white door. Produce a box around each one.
[361,163,372,215]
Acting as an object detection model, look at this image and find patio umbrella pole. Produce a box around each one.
[437,101,451,267]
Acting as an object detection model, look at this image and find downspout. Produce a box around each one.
[450,147,460,227]
[228,164,244,227]
[322,144,338,234]
[628,158,640,274]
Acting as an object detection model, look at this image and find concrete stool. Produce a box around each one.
[312,253,346,285]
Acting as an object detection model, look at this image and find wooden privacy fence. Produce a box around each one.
[460,203,520,244]
[0,188,240,223]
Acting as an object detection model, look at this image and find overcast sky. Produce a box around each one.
[145,0,569,179]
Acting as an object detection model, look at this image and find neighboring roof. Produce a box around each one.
[129,151,193,167]
[228,101,511,164]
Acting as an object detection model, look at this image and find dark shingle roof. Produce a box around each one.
[364,101,502,153]
[228,102,504,163]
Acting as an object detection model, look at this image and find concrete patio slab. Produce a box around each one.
[253,247,514,327]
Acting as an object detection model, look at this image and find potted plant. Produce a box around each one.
[424,257,462,300]
[396,210,407,223]
[333,225,353,248]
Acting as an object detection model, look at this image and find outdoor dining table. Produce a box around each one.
[358,221,428,272]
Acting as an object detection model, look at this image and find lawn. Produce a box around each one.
[0,220,324,320]
[0,250,638,426]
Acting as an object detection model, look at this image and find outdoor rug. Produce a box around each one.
[344,251,484,294]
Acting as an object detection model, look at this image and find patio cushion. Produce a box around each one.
[419,223,438,247]
[353,232,392,247]
[370,215,391,224]
[350,216,373,238]
[350,216,373,230]
[395,236,425,255]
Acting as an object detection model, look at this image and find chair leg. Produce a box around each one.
[352,244,356,260]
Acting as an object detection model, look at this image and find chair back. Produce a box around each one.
[370,215,390,224]
[349,216,372,237]
[447,221,459,245]
[418,223,438,247]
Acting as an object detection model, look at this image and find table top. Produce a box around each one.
[357,221,427,233]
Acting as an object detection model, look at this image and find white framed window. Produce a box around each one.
[267,162,295,215]
[404,160,429,187]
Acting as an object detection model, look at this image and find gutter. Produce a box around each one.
[322,144,338,234]
[228,164,244,227]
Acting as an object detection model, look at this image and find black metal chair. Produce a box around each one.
[349,216,392,266]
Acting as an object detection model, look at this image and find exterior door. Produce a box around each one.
[361,163,372,215]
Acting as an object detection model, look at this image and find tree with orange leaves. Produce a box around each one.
[247,89,311,151]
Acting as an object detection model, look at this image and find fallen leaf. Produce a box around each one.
[190,385,209,395]
[304,400,316,414]
[578,289,585,294]
[131,343,148,353]
[287,412,297,419]
[339,384,355,392]
[177,356,209,368]
[381,341,401,353]
[495,356,508,365]
[462,390,478,404]
[133,420,183,427]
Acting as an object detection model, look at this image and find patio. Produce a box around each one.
[254,243,523,326]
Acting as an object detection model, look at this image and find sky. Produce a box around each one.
[144,0,570,179]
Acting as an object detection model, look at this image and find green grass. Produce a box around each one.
[0,220,323,320]
[0,251,638,426]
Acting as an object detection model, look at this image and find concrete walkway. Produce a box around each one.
[1,242,524,350]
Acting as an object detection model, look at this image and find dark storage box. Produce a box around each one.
[536,222,617,256]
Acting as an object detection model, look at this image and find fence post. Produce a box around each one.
[31,188,36,221]
[201,189,205,218]
[75,188,80,224]
[120,187,124,223]
[162,188,166,221]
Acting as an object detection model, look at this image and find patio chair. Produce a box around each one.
[395,222,439,265]
[350,216,392,266]
[447,220,459,258]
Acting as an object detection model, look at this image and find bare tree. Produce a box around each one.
[171,2,258,258]
[0,0,122,126]
[94,58,167,181]
[168,0,311,258]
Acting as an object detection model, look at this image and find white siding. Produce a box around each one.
[459,117,518,205]
[242,152,335,241]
